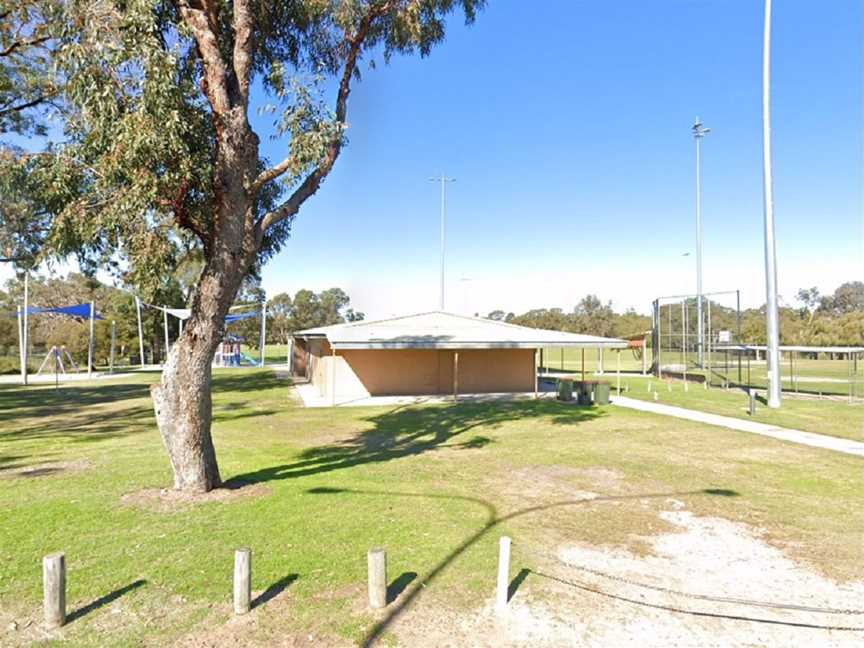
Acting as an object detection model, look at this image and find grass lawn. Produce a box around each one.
[1,370,863,646]
[609,373,864,442]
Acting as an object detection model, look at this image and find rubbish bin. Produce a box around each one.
[594,381,611,405]
[576,381,594,406]
[557,378,574,401]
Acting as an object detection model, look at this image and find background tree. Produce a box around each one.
[0,0,61,136]
[8,0,484,492]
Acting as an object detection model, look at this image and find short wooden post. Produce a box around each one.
[367,547,387,609]
[43,553,65,629]
[233,548,251,615]
[495,536,511,612]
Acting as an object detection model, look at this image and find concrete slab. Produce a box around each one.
[293,382,555,408]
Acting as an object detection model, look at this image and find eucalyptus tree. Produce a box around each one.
[22,0,484,492]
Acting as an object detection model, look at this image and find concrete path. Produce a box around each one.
[611,395,864,457]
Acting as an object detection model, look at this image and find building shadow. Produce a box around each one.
[66,579,147,624]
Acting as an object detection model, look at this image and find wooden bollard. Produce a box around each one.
[233,548,251,615]
[367,547,387,609]
[43,553,66,629]
[495,536,511,612]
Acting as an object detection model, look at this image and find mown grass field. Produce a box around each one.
[1,369,863,646]
[609,373,864,442]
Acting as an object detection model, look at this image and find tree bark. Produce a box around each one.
[150,105,259,492]
[150,253,247,491]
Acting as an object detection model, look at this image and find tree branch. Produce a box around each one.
[254,3,393,239]
[177,0,232,119]
[0,35,50,58]
[231,0,254,104]
[0,94,48,116]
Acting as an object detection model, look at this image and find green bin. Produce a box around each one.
[594,381,611,405]
[557,378,574,401]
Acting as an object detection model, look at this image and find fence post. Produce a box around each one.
[233,548,251,615]
[496,536,511,612]
[367,547,387,609]
[43,553,66,629]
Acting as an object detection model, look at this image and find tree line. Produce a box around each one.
[0,274,362,372]
[486,282,864,347]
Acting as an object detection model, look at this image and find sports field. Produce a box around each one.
[1,369,862,646]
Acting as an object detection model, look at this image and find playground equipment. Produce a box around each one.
[134,300,267,367]
[17,302,102,384]
[36,345,80,375]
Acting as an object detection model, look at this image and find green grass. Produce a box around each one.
[611,373,864,442]
[1,370,863,645]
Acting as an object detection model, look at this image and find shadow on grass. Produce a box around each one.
[228,400,604,486]
[252,574,299,609]
[307,485,740,647]
[67,579,147,624]
[387,572,417,605]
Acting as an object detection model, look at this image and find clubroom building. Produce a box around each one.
[291,312,627,405]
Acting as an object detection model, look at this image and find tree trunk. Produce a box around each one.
[150,219,255,492]
[150,96,260,492]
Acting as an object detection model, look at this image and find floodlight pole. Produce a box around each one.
[761,0,781,408]
[429,173,455,311]
[692,119,710,368]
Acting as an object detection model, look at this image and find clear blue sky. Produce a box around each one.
[4,1,861,318]
[253,0,862,318]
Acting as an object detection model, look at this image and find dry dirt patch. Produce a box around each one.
[0,459,90,479]
[120,481,271,513]
[388,507,864,647]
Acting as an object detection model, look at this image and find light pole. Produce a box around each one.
[429,173,455,311]
[761,0,781,408]
[692,119,710,368]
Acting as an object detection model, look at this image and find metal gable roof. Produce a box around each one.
[294,311,628,350]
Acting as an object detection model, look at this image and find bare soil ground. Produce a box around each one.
[390,505,864,647]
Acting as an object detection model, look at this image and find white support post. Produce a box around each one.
[330,346,337,406]
[598,347,604,375]
[534,349,539,399]
[22,273,29,386]
[87,301,95,379]
[259,302,267,367]
[109,320,116,374]
[616,349,621,396]
[287,338,293,372]
[162,308,170,364]
[453,351,459,401]
[135,296,145,367]
[17,305,24,385]
[496,536,511,612]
